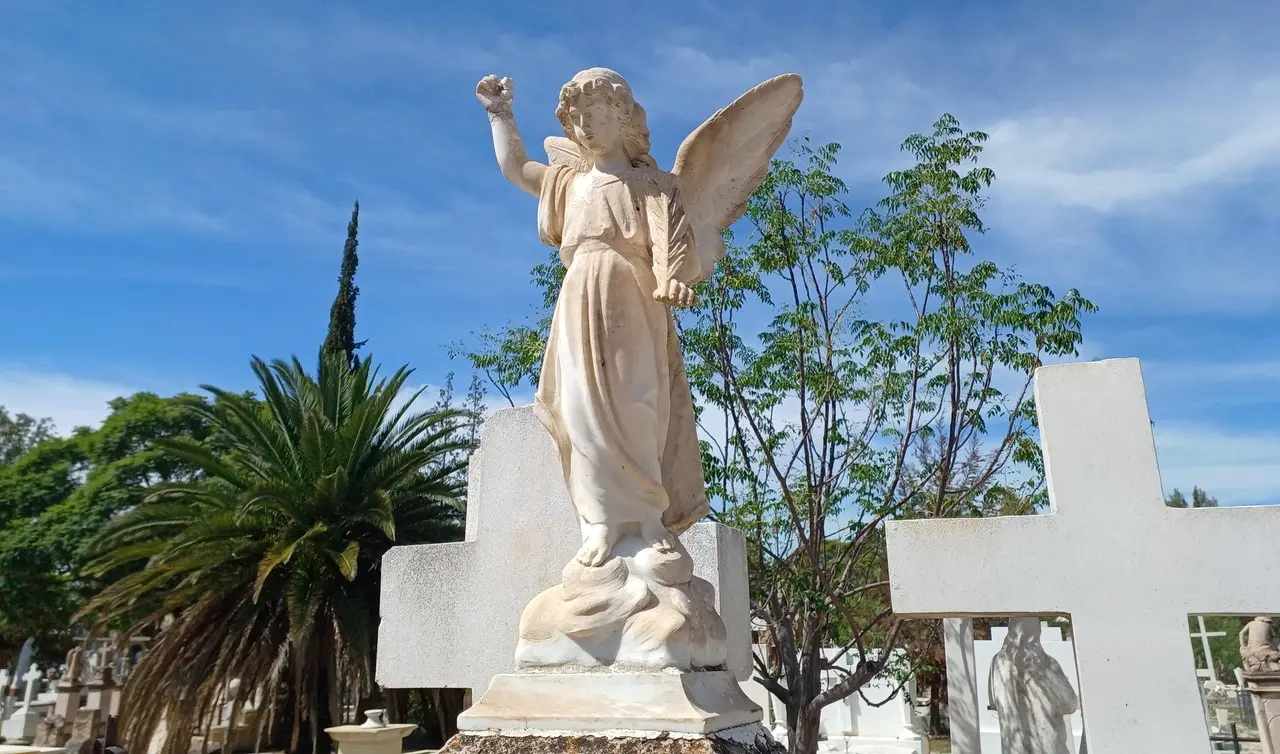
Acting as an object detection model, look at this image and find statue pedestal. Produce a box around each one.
[1245,672,1280,754]
[457,671,760,734]
[443,723,782,754]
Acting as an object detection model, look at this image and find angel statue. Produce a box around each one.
[475,68,802,672]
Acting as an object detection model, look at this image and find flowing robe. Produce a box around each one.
[533,163,708,536]
[989,641,1080,754]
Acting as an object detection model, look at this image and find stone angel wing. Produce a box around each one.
[544,136,588,172]
[543,74,802,280]
[673,73,803,280]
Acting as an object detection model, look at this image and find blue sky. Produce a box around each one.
[2,0,1279,503]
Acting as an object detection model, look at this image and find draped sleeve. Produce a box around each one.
[538,164,577,248]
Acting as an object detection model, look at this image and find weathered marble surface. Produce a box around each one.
[376,407,752,697]
[474,66,800,672]
[442,723,783,754]
[457,671,760,734]
[988,618,1079,754]
[1242,617,1280,673]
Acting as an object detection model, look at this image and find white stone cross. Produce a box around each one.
[1190,616,1227,681]
[376,406,752,699]
[886,358,1280,753]
[19,664,40,707]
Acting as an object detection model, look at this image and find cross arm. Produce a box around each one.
[886,515,1069,617]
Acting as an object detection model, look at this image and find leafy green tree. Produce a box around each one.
[1166,486,1219,508]
[324,201,366,371]
[464,116,1093,754]
[458,249,564,405]
[1189,615,1249,680]
[683,124,1092,753]
[81,353,470,754]
[0,407,56,465]
[0,393,213,661]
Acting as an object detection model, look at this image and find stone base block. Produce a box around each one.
[442,723,783,754]
[457,672,761,735]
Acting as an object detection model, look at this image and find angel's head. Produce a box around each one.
[556,68,656,169]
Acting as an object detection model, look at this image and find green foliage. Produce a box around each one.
[457,247,565,404]
[684,122,1092,752]
[1189,615,1249,681]
[324,201,366,371]
[81,352,469,754]
[458,116,1094,754]
[1167,486,1219,508]
[0,406,56,466]
[0,393,213,660]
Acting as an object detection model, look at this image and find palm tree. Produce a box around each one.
[80,352,471,754]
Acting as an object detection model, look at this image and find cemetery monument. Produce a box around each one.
[376,66,803,754]
[886,358,1280,753]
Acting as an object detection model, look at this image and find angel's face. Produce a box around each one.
[566,96,624,155]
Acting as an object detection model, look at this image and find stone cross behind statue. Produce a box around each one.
[20,664,40,707]
[376,406,752,700]
[886,358,1280,754]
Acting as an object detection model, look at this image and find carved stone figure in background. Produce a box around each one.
[988,618,1080,754]
[475,67,801,670]
[1241,616,1280,673]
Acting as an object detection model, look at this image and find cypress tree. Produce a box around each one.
[323,201,366,370]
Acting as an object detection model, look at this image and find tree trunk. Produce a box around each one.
[789,705,823,754]
[928,677,943,736]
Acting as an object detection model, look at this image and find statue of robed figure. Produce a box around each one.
[476,67,802,671]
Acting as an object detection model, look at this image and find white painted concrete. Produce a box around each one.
[886,358,1280,754]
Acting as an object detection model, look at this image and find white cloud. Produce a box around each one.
[984,76,1280,213]
[0,368,134,434]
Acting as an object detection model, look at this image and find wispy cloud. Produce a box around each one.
[0,367,135,434]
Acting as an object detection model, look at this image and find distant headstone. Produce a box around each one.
[2,665,52,743]
[887,358,1280,753]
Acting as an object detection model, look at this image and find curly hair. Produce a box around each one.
[556,67,657,169]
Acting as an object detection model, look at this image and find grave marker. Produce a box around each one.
[376,406,752,700]
[886,358,1280,753]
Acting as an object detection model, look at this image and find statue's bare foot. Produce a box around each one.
[642,517,675,552]
[576,523,614,566]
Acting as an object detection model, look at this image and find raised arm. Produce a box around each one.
[476,75,547,197]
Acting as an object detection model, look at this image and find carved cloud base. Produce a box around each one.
[457,672,763,735]
[515,534,727,672]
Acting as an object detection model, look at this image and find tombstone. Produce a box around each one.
[740,647,925,754]
[69,706,103,747]
[82,666,119,720]
[820,650,926,753]
[376,406,753,705]
[2,664,52,743]
[741,644,786,733]
[886,358,1280,753]
[38,652,87,748]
